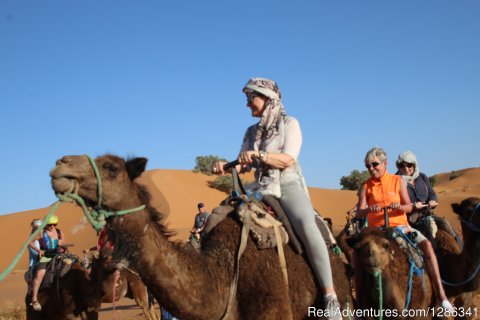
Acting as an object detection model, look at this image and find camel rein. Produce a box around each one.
[0,155,145,282]
[372,268,383,320]
[442,202,480,287]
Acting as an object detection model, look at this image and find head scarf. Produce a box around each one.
[243,78,286,146]
[396,150,420,183]
[242,78,288,198]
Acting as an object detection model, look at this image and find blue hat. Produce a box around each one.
[197,202,205,209]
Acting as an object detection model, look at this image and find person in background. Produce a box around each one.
[26,219,43,294]
[30,215,64,312]
[211,77,341,319]
[395,150,438,223]
[190,202,210,241]
[355,147,453,311]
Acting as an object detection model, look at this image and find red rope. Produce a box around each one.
[112,269,120,320]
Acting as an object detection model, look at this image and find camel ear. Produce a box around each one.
[126,157,148,180]
[451,203,461,215]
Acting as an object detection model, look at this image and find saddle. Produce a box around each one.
[391,228,424,271]
[40,253,78,290]
[202,193,338,256]
[237,196,289,250]
[410,209,463,250]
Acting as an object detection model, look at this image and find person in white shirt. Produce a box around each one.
[212,77,341,320]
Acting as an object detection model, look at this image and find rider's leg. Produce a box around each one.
[280,181,342,320]
[417,239,453,309]
[279,179,336,295]
[418,240,445,299]
[31,267,46,304]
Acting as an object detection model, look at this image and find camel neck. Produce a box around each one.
[110,207,227,320]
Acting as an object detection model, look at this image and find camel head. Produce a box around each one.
[348,227,392,273]
[50,155,148,209]
[452,197,480,234]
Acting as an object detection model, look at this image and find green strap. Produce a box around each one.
[57,192,146,232]
[85,154,103,208]
[373,269,383,320]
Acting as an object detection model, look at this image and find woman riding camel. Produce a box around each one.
[395,150,438,224]
[355,147,454,311]
[211,77,341,319]
[30,215,65,311]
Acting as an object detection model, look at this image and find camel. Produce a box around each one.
[25,260,97,320]
[88,247,159,320]
[434,197,480,315]
[343,198,480,318]
[348,227,434,319]
[50,154,352,320]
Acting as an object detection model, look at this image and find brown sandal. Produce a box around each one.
[30,301,42,311]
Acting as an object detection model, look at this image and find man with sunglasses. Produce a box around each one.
[355,147,454,312]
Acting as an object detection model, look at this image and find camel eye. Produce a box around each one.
[102,162,119,177]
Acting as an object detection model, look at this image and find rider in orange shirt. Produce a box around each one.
[355,147,453,311]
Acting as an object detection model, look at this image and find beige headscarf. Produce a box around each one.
[396,150,420,184]
[243,77,286,146]
[242,78,287,198]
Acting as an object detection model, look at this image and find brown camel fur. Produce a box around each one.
[89,248,159,320]
[25,261,97,320]
[434,197,480,315]
[348,227,434,319]
[50,154,352,320]
[25,245,158,319]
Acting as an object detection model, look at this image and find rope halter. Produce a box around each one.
[56,155,146,232]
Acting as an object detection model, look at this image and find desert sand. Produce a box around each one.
[0,167,478,318]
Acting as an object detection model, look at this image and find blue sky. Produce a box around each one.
[1,1,479,215]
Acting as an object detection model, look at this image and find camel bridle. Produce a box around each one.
[56,155,146,232]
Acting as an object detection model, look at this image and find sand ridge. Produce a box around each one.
[0,166,478,317]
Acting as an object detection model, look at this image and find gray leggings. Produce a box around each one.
[279,178,333,288]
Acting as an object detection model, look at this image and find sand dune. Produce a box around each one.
[0,167,478,317]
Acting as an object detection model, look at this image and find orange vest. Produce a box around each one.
[363,172,408,227]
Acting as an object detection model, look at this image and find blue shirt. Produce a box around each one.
[405,172,437,205]
[28,240,40,269]
[194,212,209,229]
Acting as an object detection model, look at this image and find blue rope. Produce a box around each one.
[442,262,480,287]
[392,227,425,310]
[404,262,415,309]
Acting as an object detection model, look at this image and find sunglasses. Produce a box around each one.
[47,224,57,227]
[397,162,414,169]
[247,94,260,104]
[365,161,381,169]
